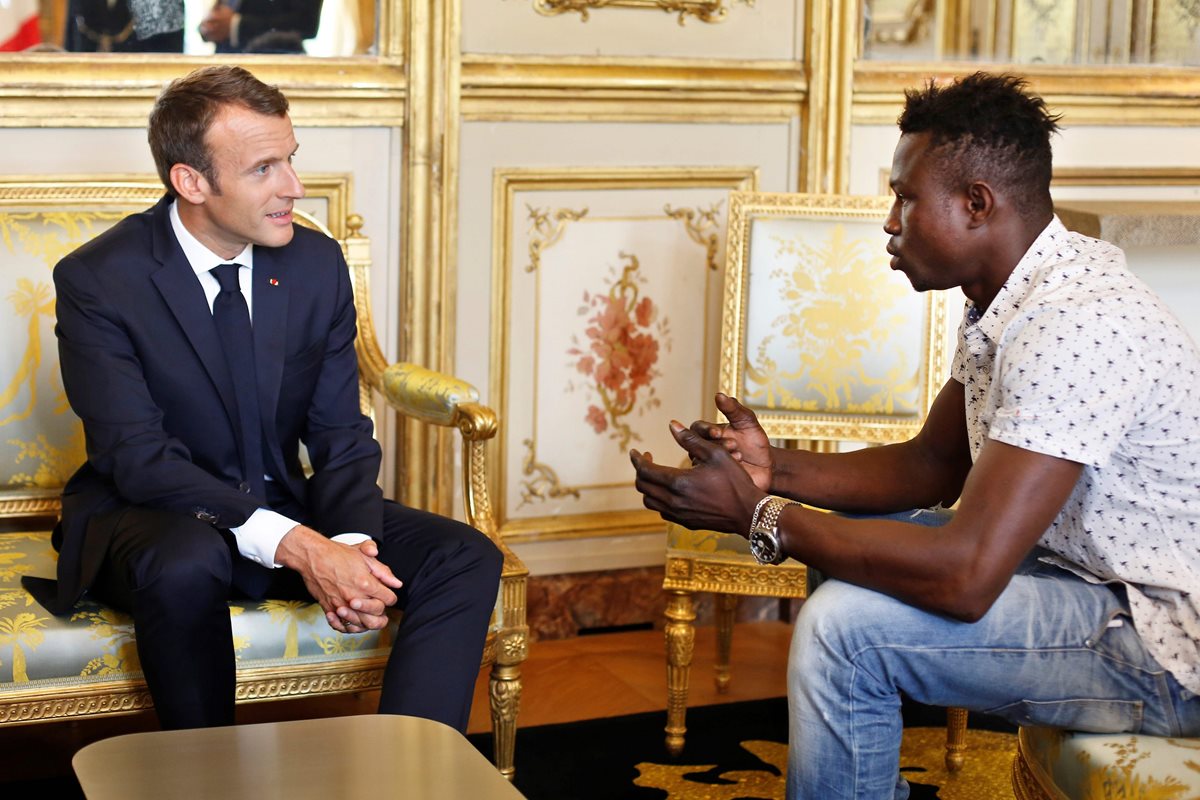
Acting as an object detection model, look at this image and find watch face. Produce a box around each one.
[750,526,780,564]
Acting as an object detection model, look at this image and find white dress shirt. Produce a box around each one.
[169,201,368,567]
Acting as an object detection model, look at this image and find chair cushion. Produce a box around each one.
[1019,725,1200,798]
[0,531,396,689]
[666,521,756,558]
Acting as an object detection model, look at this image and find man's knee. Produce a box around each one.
[792,580,906,669]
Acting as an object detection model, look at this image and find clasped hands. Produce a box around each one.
[630,392,774,537]
[274,526,403,635]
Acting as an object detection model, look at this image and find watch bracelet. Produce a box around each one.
[759,497,794,534]
[747,495,774,538]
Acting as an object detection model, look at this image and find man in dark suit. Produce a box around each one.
[30,65,502,731]
[198,0,322,53]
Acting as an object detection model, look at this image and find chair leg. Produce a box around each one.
[664,589,696,756]
[945,706,969,773]
[714,593,737,693]
[489,660,522,781]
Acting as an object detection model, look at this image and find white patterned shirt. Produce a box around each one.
[952,216,1200,695]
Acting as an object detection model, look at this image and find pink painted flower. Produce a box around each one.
[586,404,607,433]
[635,297,655,327]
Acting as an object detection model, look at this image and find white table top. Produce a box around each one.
[72,714,526,799]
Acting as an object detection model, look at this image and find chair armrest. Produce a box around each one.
[380,362,496,440]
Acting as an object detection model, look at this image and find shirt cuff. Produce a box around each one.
[229,508,300,568]
[331,533,372,547]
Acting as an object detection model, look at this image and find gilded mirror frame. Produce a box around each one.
[847,0,1200,143]
[0,0,406,128]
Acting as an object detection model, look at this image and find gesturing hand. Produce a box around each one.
[689,393,774,493]
[275,526,404,634]
[631,419,765,536]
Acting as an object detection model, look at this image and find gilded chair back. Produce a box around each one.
[0,178,352,520]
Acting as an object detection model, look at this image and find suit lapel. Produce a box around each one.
[148,199,241,431]
[252,246,289,475]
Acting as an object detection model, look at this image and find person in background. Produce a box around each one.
[199,0,322,53]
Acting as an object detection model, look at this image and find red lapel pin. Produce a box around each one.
[269,278,279,286]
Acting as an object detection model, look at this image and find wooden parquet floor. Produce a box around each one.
[468,621,793,733]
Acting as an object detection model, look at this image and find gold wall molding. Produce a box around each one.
[530,0,753,25]
[803,0,858,193]
[853,62,1200,126]
[461,56,805,122]
[398,0,461,515]
[0,57,406,129]
[1052,167,1200,186]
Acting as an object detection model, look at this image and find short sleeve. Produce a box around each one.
[987,307,1145,466]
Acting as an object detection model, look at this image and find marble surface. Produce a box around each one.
[527,567,794,641]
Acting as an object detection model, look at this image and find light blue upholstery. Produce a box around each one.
[0,531,397,714]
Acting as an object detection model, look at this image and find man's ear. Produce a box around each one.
[964,181,995,227]
[169,164,208,205]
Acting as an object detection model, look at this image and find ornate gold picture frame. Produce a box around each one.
[719,191,950,443]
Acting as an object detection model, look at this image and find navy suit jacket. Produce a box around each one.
[30,196,384,613]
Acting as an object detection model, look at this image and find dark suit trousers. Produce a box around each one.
[89,499,503,731]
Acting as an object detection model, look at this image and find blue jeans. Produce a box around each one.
[786,508,1200,800]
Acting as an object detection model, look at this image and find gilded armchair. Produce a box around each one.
[663,191,969,769]
[0,179,527,779]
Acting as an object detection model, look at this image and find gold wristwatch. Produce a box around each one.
[749,496,794,565]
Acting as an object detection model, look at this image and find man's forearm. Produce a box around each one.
[770,439,966,514]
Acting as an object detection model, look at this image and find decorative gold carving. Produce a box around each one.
[489,662,523,780]
[531,0,751,25]
[664,590,696,755]
[663,554,808,597]
[868,0,936,45]
[519,438,582,506]
[945,705,969,772]
[496,629,529,666]
[713,592,737,693]
[525,204,588,273]
[665,202,722,271]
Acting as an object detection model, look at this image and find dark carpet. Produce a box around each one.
[469,697,1018,800]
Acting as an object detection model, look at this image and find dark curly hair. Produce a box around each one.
[898,72,1060,217]
[148,65,289,198]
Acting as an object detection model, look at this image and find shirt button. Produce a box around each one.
[238,482,251,493]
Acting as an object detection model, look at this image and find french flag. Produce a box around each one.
[0,0,40,52]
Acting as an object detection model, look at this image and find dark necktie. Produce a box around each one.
[210,264,266,498]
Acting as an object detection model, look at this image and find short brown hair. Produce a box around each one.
[148,65,289,198]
